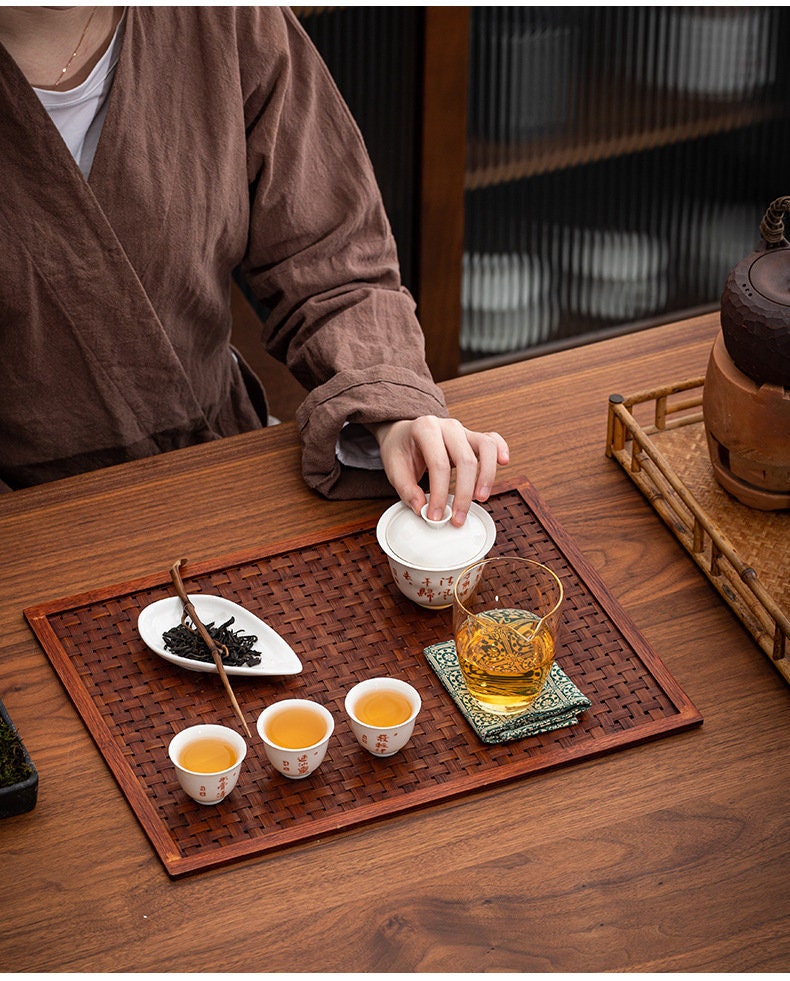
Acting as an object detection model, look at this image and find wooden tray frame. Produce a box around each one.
[606,378,789,685]
[24,479,702,878]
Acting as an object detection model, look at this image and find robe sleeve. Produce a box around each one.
[235,8,448,499]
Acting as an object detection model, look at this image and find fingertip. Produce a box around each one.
[427,492,449,522]
[451,507,468,527]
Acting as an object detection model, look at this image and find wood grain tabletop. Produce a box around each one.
[0,311,787,972]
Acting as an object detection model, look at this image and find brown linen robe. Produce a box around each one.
[0,7,447,496]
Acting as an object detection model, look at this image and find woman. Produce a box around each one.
[0,6,508,526]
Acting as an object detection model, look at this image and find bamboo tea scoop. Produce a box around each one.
[169,558,251,738]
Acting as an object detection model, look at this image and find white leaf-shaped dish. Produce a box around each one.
[137,594,302,676]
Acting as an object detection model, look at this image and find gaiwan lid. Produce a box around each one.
[381,495,494,569]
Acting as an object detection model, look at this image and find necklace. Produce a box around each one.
[52,7,97,87]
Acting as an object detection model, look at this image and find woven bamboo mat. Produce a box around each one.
[24,479,701,878]
[652,422,789,614]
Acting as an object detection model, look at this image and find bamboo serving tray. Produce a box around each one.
[24,479,701,878]
[606,378,789,686]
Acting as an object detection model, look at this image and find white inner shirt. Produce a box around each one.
[33,13,126,179]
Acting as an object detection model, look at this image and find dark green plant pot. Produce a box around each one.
[0,698,38,819]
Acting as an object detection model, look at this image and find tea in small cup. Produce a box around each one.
[168,723,247,805]
[344,677,421,757]
[256,698,334,779]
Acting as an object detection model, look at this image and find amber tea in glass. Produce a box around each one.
[453,556,564,715]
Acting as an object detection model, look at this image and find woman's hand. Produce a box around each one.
[371,416,510,527]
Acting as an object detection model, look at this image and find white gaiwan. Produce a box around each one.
[376,494,496,609]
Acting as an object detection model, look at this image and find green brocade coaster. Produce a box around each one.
[424,640,591,745]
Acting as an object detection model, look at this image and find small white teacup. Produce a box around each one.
[168,723,247,805]
[256,698,334,779]
[344,677,421,758]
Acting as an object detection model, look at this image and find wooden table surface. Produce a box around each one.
[1,311,787,972]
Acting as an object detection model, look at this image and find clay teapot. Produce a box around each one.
[702,196,790,510]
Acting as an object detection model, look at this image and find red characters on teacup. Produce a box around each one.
[278,755,311,775]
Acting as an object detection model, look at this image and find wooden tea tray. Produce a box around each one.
[607,379,790,685]
[24,479,702,878]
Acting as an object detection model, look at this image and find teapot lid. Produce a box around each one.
[746,250,790,307]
